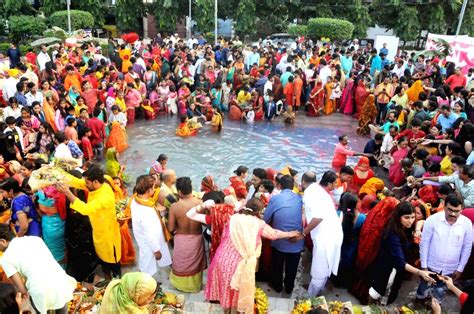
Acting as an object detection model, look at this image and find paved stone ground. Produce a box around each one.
[121,113,461,313]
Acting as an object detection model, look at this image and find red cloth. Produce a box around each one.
[201,175,217,194]
[85,117,106,146]
[44,186,67,220]
[356,197,399,272]
[229,176,247,200]
[81,89,100,114]
[460,292,469,307]
[418,185,438,205]
[81,136,93,160]
[209,204,235,262]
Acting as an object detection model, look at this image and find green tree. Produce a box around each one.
[152,0,181,32]
[8,15,46,41]
[307,18,354,40]
[41,0,63,17]
[4,0,33,17]
[339,3,371,39]
[74,0,104,27]
[419,5,445,34]
[392,5,420,41]
[116,0,145,31]
[234,0,256,36]
[50,10,95,30]
[195,0,214,33]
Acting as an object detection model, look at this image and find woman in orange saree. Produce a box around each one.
[323,77,335,115]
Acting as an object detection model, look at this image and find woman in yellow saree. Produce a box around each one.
[406,80,424,103]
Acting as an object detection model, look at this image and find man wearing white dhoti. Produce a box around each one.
[298,170,343,296]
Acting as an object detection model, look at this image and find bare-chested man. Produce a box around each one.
[167,177,206,292]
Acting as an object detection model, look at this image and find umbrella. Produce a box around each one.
[121,32,139,44]
[30,37,62,47]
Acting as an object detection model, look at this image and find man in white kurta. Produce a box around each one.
[131,198,172,277]
[302,173,343,296]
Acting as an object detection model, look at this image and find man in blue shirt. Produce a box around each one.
[437,105,459,131]
[263,175,304,294]
[380,43,389,57]
[370,48,382,77]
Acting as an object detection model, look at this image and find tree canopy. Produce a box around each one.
[1,0,471,39]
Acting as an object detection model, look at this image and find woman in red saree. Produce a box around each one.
[388,137,410,187]
[228,99,243,121]
[229,166,248,200]
[354,79,370,119]
[351,156,374,192]
[340,74,355,115]
[351,197,399,303]
[307,77,324,117]
[252,91,264,121]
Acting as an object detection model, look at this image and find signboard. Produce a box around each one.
[426,33,474,74]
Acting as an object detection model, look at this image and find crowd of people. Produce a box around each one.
[0,32,473,313]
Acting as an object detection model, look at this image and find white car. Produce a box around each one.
[254,33,297,50]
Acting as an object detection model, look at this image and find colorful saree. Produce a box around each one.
[357,94,377,135]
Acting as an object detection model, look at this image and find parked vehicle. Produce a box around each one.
[254,33,297,50]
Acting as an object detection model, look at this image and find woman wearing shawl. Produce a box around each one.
[189,198,298,314]
[100,272,157,314]
[41,80,59,132]
[351,156,374,191]
[350,197,399,304]
[340,73,356,115]
[105,148,124,179]
[36,186,66,265]
[357,94,377,135]
[406,80,424,103]
[308,77,324,117]
[354,79,370,119]
[358,177,384,200]
[66,86,80,107]
[210,108,223,132]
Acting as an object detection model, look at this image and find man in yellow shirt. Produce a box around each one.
[57,166,122,279]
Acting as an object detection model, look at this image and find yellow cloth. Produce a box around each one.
[211,112,223,131]
[359,177,385,198]
[100,272,156,314]
[237,90,251,105]
[406,80,424,103]
[75,104,88,116]
[66,173,122,263]
[116,98,127,112]
[440,155,453,175]
[229,215,263,314]
[169,270,202,293]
